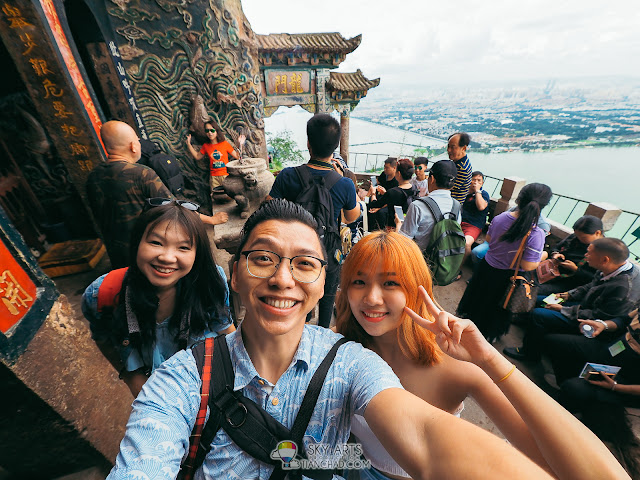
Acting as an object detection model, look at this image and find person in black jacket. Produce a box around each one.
[505,237,640,361]
[538,215,604,296]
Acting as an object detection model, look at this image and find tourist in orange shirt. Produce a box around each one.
[186,121,245,193]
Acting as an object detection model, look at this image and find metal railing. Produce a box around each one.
[349,152,640,261]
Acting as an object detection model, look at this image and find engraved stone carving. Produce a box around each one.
[221,158,274,219]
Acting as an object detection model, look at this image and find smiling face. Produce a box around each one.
[136,220,196,292]
[447,134,467,161]
[231,220,325,338]
[347,262,407,339]
[584,243,607,271]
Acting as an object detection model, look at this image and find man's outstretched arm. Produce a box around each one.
[365,388,554,480]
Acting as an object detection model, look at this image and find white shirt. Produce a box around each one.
[399,189,461,252]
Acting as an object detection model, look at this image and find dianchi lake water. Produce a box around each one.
[265,107,640,214]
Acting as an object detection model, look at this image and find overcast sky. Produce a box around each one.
[242,0,640,94]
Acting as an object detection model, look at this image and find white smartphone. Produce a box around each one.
[370,175,377,187]
[394,205,404,220]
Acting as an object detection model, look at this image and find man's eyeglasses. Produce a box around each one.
[242,250,327,283]
[145,198,200,212]
[205,129,215,133]
[415,165,424,170]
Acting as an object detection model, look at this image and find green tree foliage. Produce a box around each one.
[267,130,304,169]
[412,146,446,158]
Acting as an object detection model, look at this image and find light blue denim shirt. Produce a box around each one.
[81,266,232,372]
[106,325,403,480]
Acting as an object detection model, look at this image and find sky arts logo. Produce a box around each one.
[270,440,371,471]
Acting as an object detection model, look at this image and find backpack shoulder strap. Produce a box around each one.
[295,165,342,189]
[322,170,342,191]
[419,196,444,222]
[268,337,348,480]
[289,337,348,443]
[449,199,461,221]
[293,165,312,186]
[192,335,232,469]
[97,267,128,312]
[187,336,348,480]
[180,337,215,480]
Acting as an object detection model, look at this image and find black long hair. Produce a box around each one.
[573,215,603,234]
[113,203,228,351]
[500,183,552,243]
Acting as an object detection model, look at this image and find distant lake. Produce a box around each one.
[265,107,640,212]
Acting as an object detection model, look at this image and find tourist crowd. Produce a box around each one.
[83,117,638,479]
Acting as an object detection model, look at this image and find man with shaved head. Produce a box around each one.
[87,121,226,268]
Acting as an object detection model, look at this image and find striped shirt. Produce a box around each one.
[450,155,473,202]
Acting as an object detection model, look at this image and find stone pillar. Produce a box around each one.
[493,177,526,217]
[340,109,350,165]
[315,69,331,114]
[0,0,106,209]
[0,207,131,476]
[584,202,622,232]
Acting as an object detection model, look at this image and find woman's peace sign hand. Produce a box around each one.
[404,286,495,365]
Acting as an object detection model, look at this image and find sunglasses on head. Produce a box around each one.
[145,198,200,212]
[205,128,215,133]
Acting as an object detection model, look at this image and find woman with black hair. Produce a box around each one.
[538,215,604,295]
[367,158,417,229]
[458,183,552,341]
[185,120,244,194]
[82,200,234,396]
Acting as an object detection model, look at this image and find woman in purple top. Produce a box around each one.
[458,183,552,341]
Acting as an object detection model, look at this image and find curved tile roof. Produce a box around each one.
[257,33,361,54]
[327,70,380,91]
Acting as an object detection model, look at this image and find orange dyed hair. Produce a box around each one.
[335,231,442,366]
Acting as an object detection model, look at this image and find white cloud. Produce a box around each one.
[241,0,640,91]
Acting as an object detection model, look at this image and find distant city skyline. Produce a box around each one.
[242,0,640,96]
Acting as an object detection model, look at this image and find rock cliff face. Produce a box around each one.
[107,0,266,207]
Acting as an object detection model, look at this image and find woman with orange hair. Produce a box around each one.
[336,231,628,480]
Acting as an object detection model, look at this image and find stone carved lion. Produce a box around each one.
[221,158,274,218]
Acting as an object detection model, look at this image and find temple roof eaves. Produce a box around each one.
[256,32,362,54]
[327,69,380,92]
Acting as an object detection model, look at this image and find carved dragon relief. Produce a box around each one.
[107,0,265,207]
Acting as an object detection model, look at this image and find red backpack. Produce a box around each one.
[97,267,128,312]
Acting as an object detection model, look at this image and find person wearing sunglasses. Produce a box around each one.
[410,156,429,197]
[81,200,235,397]
[185,120,246,196]
[87,121,227,269]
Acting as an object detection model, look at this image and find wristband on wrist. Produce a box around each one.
[594,319,609,330]
[612,381,617,391]
[496,364,517,384]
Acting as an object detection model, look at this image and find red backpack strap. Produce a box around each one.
[97,267,128,313]
[180,336,215,480]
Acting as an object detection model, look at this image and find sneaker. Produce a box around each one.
[544,373,560,390]
[503,346,538,362]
